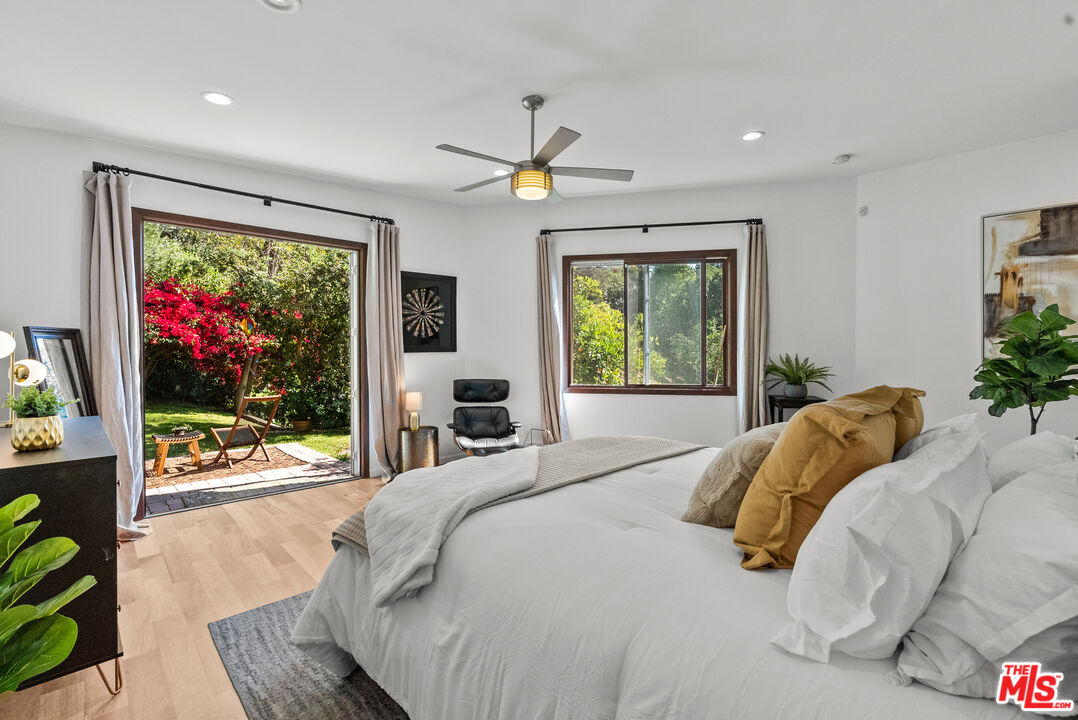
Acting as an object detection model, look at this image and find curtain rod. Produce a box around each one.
[539,218,762,235]
[91,162,395,225]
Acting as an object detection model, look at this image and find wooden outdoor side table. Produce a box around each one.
[151,431,205,476]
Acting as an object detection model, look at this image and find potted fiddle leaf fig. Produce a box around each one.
[764,353,834,398]
[0,493,97,694]
[2,387,78,452]
[971,304,1078,435]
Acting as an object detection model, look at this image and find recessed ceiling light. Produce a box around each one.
[493,169,510,176]
[201,91,234,106]
[741,130,765,142]
[832,153,855,165]
[258,0,302,12]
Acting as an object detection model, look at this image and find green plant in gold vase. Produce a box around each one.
[3,387,78,452]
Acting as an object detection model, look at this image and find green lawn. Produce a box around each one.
[144,401,351,461]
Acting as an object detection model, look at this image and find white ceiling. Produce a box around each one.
[2,1,1077,204]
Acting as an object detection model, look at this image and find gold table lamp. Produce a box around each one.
[405,391,423,431]
[1,331,49,428]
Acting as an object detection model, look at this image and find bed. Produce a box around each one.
[292,447,1022,720]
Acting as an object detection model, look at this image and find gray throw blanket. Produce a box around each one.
[333,435,703,555]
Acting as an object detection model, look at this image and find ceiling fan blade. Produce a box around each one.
[454,174,511,192]
[550,166,634,182]
[436,144,517,168]
[532,127,581,166]
[545,187,563,205]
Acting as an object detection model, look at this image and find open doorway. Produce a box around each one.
[134,209,367,515]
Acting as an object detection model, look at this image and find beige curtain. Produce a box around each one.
[536,234,565,442]
[366,221,406,476]
[737,223,769,432]
[86,171,145,537]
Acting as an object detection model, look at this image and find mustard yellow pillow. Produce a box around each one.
[892,387,926,453]
[682,423,787,529]
[733,387,909,570]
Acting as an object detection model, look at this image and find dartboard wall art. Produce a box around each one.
[400,271,457,352]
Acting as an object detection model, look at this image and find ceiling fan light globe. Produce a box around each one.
[511,170,552,201]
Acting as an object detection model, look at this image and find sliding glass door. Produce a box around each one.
[134,209,367,515]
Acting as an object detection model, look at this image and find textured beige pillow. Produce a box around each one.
[682,423,787,529]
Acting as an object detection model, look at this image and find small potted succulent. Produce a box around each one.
[764,353,834,398]
[171,424,194,437]
[3,387,78,452]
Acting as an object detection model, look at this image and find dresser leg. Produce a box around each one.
[95,658,123,695]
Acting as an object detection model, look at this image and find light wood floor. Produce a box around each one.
[0,478,384,720]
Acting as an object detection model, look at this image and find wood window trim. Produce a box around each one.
[131,208,370,518]
[562,249,738,397]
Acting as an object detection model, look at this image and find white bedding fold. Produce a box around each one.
[365,446,538,607]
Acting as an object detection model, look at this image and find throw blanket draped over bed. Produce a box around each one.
[334,436,702,607]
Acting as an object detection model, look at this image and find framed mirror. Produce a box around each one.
[23,326,98,417]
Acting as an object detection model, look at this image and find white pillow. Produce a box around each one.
[893,413,979,461]
[895,462,1078,710]
[771,431,991,662]
[988,432,1077,490]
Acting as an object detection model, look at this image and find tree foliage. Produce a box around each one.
[571,275,625,385]
[970,304,1078,434]
[571,261,727,387]
[143,223,351,428]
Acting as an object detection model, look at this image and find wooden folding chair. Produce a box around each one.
[209,395,283,469]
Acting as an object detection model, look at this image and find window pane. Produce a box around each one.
[629,262,701,385]
[570,262,625,385]
[705,261,727,386]
[626,265,644,384]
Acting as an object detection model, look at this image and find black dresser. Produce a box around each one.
[0,416,121,689]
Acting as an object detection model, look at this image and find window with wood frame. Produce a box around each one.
[563,249,737,395]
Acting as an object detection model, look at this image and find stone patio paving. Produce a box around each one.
[145,441,353,514]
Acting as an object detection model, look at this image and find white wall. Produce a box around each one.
[19,115,1069,462]
[0,122,469,465]
[855,128,1078,449]
[461,177,858,447]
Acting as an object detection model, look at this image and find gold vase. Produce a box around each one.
[11,415,64,452]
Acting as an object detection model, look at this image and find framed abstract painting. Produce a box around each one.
[401,271,457,353]
[983,201,1078,358]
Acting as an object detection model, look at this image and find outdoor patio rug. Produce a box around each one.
[145,446,306,488]
[209,591,409,720]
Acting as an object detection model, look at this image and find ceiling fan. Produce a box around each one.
[436,94,634,203]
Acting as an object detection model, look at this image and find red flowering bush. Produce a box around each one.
[143,223,351,426]
[144,278,275,399]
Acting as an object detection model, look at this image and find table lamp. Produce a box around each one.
[405,391,423,431]
[1,331,49,428]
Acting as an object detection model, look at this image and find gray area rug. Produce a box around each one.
[209,591,409,720]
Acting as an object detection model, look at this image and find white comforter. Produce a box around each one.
[366,446,538,607]
[292,448,1022,720]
